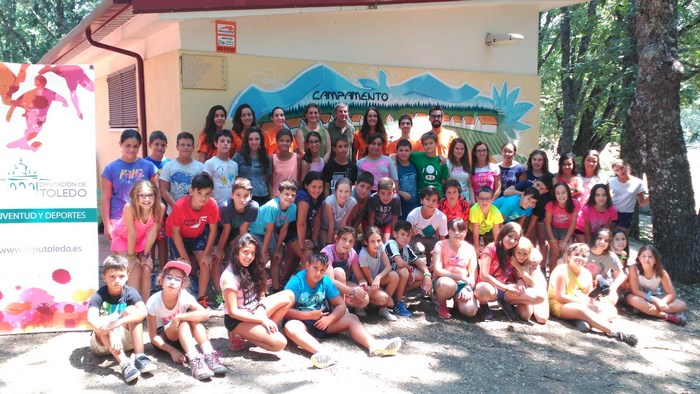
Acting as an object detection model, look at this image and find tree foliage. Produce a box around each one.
[0,0,99,63]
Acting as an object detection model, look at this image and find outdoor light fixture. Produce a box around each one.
[485,33,524,46]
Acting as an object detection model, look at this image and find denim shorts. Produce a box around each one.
[167,227,208,258]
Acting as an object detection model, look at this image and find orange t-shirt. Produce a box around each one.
[387,137,418,155]
[414,128,458,157]
[263,125,297,156]
[353,131,389,160]
[197,132,234,160]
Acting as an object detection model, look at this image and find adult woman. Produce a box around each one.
[101,129,158,240]
[354,107,388,160]
[263,107,292,155]
[446,138,472,202]
[231,104,257,155]
[295,103,331,162]
[498,142,526,194]
[197,104,227,162]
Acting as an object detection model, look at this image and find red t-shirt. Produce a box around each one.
[438,198,470,223]
[478,242,516,284]
[165,196,220,238]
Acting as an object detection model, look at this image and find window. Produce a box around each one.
[107,65,137,128]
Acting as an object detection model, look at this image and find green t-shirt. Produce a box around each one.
[409,152,448,197]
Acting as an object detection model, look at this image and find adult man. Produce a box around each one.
[327,102,355,162]
[415,105,457,157]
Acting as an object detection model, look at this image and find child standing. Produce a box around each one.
[432,218,479,319]
[160,132,205,214]
[367,177,402,242]
[322,177,357,246]
[384,221,432,317]
[625,245,687,325]
[471,141,501,200]
[215,178,259,264]
[410,132,449,197]
[146,261,226,380]
[545,182,581,273]
[548,243,638,346]
[270,129,302,196]
[301,131,325,180]
[446,138,472,202]
[575,184,617,243]
[144,130,170,177]
[394,139,418,221]
[233,126,272,206]
[203,129,239,206]
[321,134,357,196]
[438,179,470,224]
[283,253,402,369]
[165,173,220,308]
[406,186,448,266]
[354,226,400,321]
[608,158,649,234]
[111,180,165,301]
[577,149,608,204]
[356,133,397,192]
[221,234,295,351]
[248,179,298,292]
[469,186,504,253]
[87,255,156,383]
[387,114,417,154]
[498,142,526,195]
[556,152,583,200]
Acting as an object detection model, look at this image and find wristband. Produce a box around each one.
[423,271,432,277]
[143,252,151,259]
[647,291,652,302]
[549,239,557,243]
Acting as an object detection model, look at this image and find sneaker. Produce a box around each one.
[134,354,157,374]
[393,301,412,317]
[198,295,211,309]
[665,313,687,326]
[120,361,140,383]
[190,354,215,380]
[479,303,493,321]
[378,307,397,321]
[573,320,591,332]
[612,330,638,347]
[498,300,517,321]
[228,331,248,351]
[369,337,402,357]
[354,307,367,317]
[310,352,336,369]
[436,303,452,319]
[588,275,611,298]
[204,351,227,375]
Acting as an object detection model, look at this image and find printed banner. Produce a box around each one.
[0,63,97,334]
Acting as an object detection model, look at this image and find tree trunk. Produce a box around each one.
[558,7,576,154]
[629,0,700,283]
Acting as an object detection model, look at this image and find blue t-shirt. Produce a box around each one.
[285,270,340,311]
[295,188,324,229]
[101,158,158,220]
[499,163,526,193]
[144,156,170,173]
[88,285,142,319]
[249,197,297,235]
[397,160,418,220]
[493,194,532,222]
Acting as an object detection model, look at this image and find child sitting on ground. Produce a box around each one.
[283,253,402,369]
[354,226,400,321]
[87,255,156,383]
[509,237,548,324]
[384,220,433,317]
[146,260,226,380]
[320,226,370,311]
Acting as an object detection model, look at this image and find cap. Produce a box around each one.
[162,260,192,276]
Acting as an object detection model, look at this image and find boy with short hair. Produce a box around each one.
[322,134,358,196]
[165,173,220,308]
[249,179,298,291]
[409,132,448,197]
[348,171,374,232]
[493,187,540,225]
[144,130,170,269]
[160,132,205,215]
[395,139,418,220]
[87,255,156,383]
[406,186,448,266]
[204,129,239,205]
[367,177,401,242]
[438,179,470,223]
[215,177,259,263]
[283,253,402,369]
[469,186,503,252]
[384,220,432,317]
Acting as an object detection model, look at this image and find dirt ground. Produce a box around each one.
[1,232,699,393]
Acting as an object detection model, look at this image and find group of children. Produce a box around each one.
[92,103,688,383]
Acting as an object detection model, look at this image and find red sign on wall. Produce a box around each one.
[216,20,236,53]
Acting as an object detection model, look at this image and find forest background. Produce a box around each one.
[0,0,698,281]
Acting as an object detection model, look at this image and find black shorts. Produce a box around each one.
[156,325,184,351]
[283,318,327,339]
[224,314,243,332]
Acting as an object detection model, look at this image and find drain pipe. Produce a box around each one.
[85,26,148,158]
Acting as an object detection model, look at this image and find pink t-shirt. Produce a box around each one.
[479,243,515,284]
[575,204,618,233]
[111,211,155,252]
[434,239,477,277]
[471,163,500,192]
[545,199,581,229]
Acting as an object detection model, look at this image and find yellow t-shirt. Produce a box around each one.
[469,204,503,235]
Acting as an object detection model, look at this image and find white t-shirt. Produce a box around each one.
[609,175,645,213]
[406,207,448,238]
[220,265,259,311]
[160,159,205,214]
[146,290,198,329]
[203,156,239,205]
[324,194,357,229]
[358,246,386,279]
